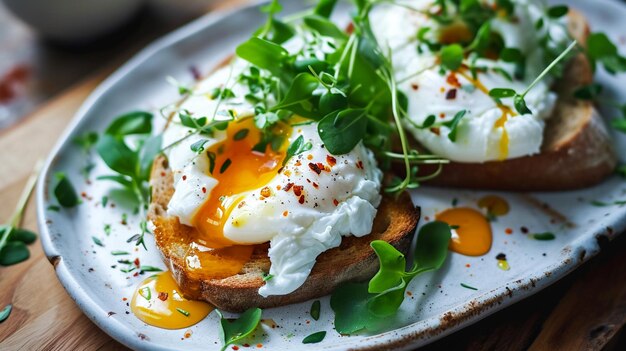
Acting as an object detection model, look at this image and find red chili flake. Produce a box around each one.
[424,216,430,221]
[232,346,239,350]
[307,154,313,160]
[312,182,319,189]
[446,72,461,87]
[294,160,302,167]
[81,192,87,198]
[243,344,250,348]
[357,160,364,169]
[298,195,305,204]
[282,211,289,217]
[256,344,263,349]
[346,22,355,34]
[308,162,322,175]
[439,113,446,118]
[505,228,513,235]
[158,292,168,301]
[446,89,457,100]
[406,291,413,296]
[283,169,292,177]
[260,187,271,197]
[202,187,207,194]
[306,320,310,324]
[277,167,284,174]
[237,201,246,209]
[521,226,529,234]
[134,258,140,268]
[182,175,187,181]
[333,199,339,206]
[189,65,202,81]
[465,263,471,268]
[283,183,294,192]
[293,185,303,197]
[122,297,128,301]
[184,330,192,338]
[326,155,337,166]
[160,171,166,177]
[411,83,419,91]
[430,127,441,135]
[133,272,139,277]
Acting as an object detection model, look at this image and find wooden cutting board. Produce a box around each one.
[1,2,625,350]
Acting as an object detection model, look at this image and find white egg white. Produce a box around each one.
[371,0,570,163]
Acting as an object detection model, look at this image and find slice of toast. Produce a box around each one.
[148,155,420,312]
[416,10,617,191]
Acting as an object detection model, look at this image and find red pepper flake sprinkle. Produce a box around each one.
[411,83,419,91]
[424,216,430,221]
[295,160,302,167]
[283,183,294,192]
[133,272,139,277]
[260,186,271,197]
[182,175,187,181]
[276,185,282,191]
[326,155,337,166]
[307,154,313,160]
[333,199,339,206]
[283,211,289,217]
[134,258,140,268]
[122,297,128,301]
[312,182,319,189]
[158,292,169,301]
[81,192,87,198]
[202,187,207,194]
[232,346,239,350]
[184,329,192,338]
[407,291,413,296]
[505,228,513,235]
[293,185,303,197]
[237,201,246,209]
[298,195,305,204]
[160,171,166,177]
[308,162,323,175]
[446,89,457,100]
[439,113,446,118]
[465,263,471,268]
[446,72,461,87]
[357,160,364,169]
[256,344,263,349]
[430,127,441,135]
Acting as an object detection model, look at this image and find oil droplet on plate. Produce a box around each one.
[131,272,213,329]
[436,207,492,256]
[477,195,510,217]
[497,259,510,271]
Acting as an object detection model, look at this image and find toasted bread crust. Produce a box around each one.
[412,10,617,191]
[149,155,420,312]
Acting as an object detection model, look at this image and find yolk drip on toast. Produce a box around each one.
[191,117,290,248]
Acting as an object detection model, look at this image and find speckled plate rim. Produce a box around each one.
[35,1,626,350]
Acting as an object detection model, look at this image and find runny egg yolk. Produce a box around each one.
[130,272,213,329]
[456,70,515,160]
[191,117,290,248]
[436,208,492,256]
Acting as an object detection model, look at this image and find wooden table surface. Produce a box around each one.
[1,1,626,351]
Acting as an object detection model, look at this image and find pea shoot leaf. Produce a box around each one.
[314,0,338,18]
[514,94,532,115]
[489,88,516,98]
[547,5,568,19]
[283,135,313,166]
[105,112,152,137]
[10,228,37,244]
[613,118,626,133]
[443,110,467,142]
[368,241,407,294]
[138,135,162,181]
[271,73,320,111]
[440,44,464,71]
[0,241,29,266]
[96,135,138,177]
[302,331,327,344]
[318,109,368,155]
[53,172,79,208]
[574,83,603,100]
[330,282,375,334]
[236,38,289,76]
[587,32,626,74]
[304,15,348,41]
[216,307,262,351]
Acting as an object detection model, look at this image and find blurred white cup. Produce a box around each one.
[1,0,145,42]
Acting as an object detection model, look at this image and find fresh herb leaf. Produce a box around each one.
[139,287,151,301]
[96,135,138,177]
[440,44,464,71]
[10,229,37,244]
[0,241,29,266]
[139,266,163,273]
[489,88,516,98]
[514,94,532,115]
[177,307,190,316]
[574,83,603,100]
[310,300,321,321]
[531,232,556,241]
[236,37,289,76]
[92,236,104,247]
[460,283,478,290]
[0,304,12,323]
[612,118,626,133]
[443,110,467,142]
[302,331,326,344]
[547,5,568,19]
[53,172,80,208]
[271,73,319,112]
[314,0,338,18]
[220,159,232,174]
[74,132,99,152]
[111,250,129,256]
[105,112,152,136]
[283,135,313,166]
[216,307,262,351]
[233,129,249,141]
[318,109,368,154]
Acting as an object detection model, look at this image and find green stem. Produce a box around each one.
[521,40,577,98]
[0,160,42,251]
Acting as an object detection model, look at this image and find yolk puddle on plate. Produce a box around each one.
[477,195,510,217]
[192,117,290,248]
[436,207,492,256]
[457,70,516,160]
[131,272,213,329]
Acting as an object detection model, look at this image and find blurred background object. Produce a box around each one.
[0,0,218,130]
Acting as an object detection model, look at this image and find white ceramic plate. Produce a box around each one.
[37,0,626,350]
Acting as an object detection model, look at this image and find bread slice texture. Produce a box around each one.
[148,155,420,312]
[414,10,617,191]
